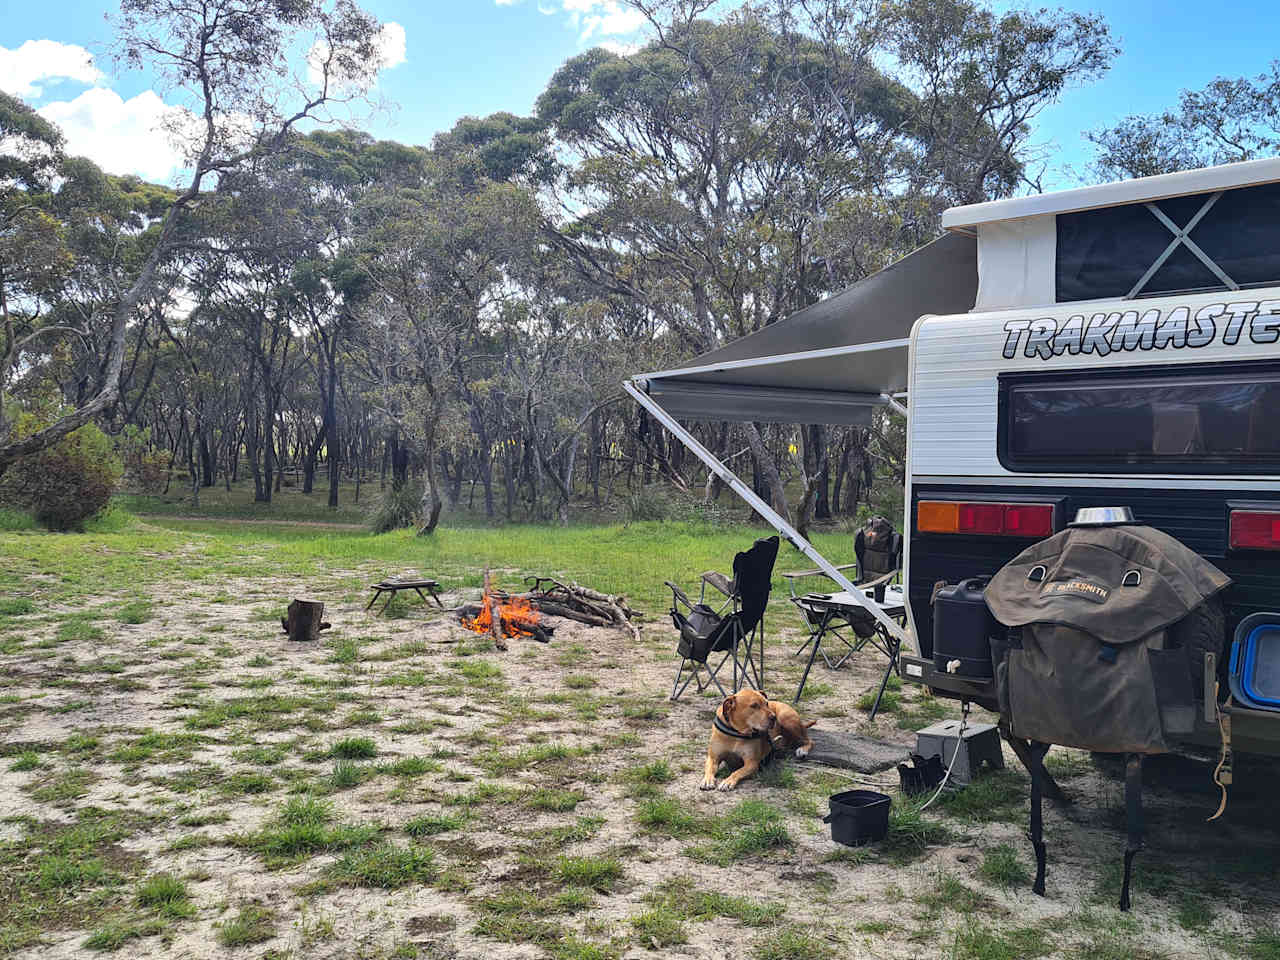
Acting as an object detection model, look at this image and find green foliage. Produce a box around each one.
[369,481,423,534]
[0,413,122,531]
[624,486,673,523]
[330,736,377,759]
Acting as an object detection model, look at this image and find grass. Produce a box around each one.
[136,873,195,918]
[630,909,688,948]
[217,905,276,947]
[874,795,950,864]
[754,926,836,960]
[935,768,1027,823]
[554,855,623,891]
[237,798,382,867]
[329,736,378,758]
[115,600,153,624]
[645,876,785,928]
[0,504,1265,960]
[327,842,437,888]
[405,813,466,837]
[978,844,1031,889]
[687,800,792,865]
[950,922,1052,960]
[635,796,701,835]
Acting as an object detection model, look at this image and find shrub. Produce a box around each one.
[623,485,672,523]
[115,425,168,494]
[0,411,122,531]
[368,481,423,534]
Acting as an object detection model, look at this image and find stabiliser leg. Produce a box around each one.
[1119,753,1144,912]
[1028,741,1050,897]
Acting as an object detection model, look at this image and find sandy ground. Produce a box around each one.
[1,561,1277,960]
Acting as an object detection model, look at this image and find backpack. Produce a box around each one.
[984,523,1230,910]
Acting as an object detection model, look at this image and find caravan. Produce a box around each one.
[629,156,1280,759]
[901,162,1280,758]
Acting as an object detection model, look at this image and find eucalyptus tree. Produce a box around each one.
[0,93,72,442]
[1088,62,1280,180]
[537,10,903,518]
[0,0,387,477]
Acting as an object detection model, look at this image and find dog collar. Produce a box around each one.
[714,712,765,740]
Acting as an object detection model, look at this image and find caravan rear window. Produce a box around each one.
[999,364,1280,474]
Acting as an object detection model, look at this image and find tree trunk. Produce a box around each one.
[200,431,215,488]
[301,423,326,494]
[281,599,331,642]
[743,421,790,523]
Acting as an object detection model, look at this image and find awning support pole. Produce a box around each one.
[880,394,908,418]
[624,379,908,644]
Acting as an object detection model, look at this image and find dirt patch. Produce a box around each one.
[1,558,1277,960]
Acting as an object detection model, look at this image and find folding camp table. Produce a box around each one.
[792,585,905,719]
[367,578,443,614]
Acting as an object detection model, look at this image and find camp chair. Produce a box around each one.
[783,516,904,669]
[666,536,779,701]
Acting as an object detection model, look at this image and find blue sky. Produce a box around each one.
[3,0,1279,189]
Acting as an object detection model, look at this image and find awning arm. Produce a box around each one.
[623,379,908,645]
[881,394,908,418]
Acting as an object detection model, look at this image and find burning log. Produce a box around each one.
[456,604,555,643]
[455,574,642,648]
[458,570,553,647]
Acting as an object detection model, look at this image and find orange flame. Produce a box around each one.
[462,586,541,638]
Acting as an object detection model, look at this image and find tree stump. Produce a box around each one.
[281,599,331,642]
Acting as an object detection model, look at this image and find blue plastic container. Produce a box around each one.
[1228,612,1280,712]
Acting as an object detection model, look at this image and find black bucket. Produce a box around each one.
[897,753,945,796]
[823,789,891,846]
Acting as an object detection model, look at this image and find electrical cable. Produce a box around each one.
[920,701,970,811]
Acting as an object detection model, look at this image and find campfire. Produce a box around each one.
[455,570,642,650]
[460,574,552,646]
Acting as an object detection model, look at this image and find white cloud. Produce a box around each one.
[598,40,642,56]
[373,22,407,71]
[38,88,190,182]
[505,1,646,45]
[0,39,103,99]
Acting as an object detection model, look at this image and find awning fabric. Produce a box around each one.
[632,231,978,422]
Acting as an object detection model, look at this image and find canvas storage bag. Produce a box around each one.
[984,523,1230,912]
[985,524,1230,754]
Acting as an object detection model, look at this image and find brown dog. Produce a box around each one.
[700,689,816,791]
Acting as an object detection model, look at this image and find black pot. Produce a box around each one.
[823,789,890,846]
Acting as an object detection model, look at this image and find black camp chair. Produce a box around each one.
[666,536,779,701]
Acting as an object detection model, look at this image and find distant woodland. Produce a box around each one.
[5,0,1278,530]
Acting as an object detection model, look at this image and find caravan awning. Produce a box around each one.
[631,232,978,423]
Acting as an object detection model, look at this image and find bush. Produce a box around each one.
[624,485,673,523]
[115,425,168,494]
[0,412,122,531]
[368,481,423,534]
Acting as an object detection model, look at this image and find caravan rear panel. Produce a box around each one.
[905,291,1280,714]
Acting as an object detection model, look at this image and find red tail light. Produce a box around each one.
[919,501,1055,538]
[1229,510,1280,550]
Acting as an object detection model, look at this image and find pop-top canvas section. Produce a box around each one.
[942,157,1280,312]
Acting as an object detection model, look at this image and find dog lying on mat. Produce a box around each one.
[701,688,816,791]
